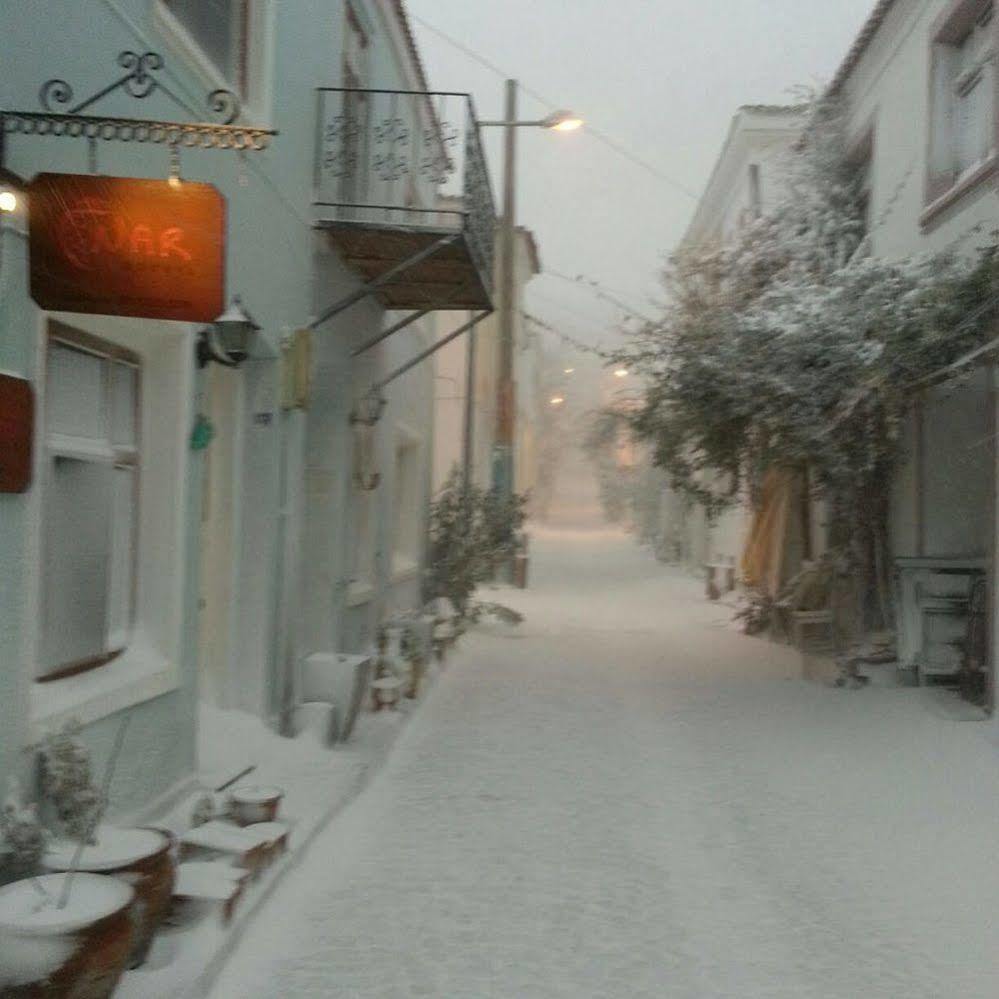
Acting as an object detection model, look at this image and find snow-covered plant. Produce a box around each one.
[190,794,216,828]
[425,467,528,623]
[0,779,46,877]
[617,93,999,635]
[38,722,101,844]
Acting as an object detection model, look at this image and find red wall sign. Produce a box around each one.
[0,374,34,494]
[28,173,226,322]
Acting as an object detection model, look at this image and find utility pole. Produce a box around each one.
[492,78,518,511]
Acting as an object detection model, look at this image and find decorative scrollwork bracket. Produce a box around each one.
[2,50,277,167]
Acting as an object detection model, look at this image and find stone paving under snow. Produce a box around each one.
[210,521,999,998]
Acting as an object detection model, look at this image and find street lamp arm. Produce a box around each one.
[478,119,551,128]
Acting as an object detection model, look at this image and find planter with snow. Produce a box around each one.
[43,825,174,969]
[0,872,134,998]
[371,675,403,710]
[228,786,283,827]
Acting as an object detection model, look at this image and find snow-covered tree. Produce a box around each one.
[619,96,999,631]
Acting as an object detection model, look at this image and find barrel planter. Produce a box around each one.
[44,826,175,969]
[0,872,134,998]
[228,786,283,827]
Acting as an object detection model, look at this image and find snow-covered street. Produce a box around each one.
[211,516,999,998]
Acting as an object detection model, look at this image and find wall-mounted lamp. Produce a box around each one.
[349,389,387,427]
[0,167,27,215]
[196,296,261,368]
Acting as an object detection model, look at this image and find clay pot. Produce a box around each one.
[0,872,134,998]
[371,675,402,710]
[228,786,284,827]
[43,825,175,969]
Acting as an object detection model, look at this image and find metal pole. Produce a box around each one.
[462,310,476,494]
[492,79,517,508]
[308,232,459,330]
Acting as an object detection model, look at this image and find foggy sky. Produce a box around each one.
[408,0,876,351]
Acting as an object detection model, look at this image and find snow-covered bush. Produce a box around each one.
[0,780,45,878]
[38,722,101,844]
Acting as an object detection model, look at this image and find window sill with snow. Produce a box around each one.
[921,153,998,231]
[30,632,179,737]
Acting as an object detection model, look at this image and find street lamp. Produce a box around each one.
[550,395,565,407]
[196,296,261,368]
[614,368,629,379]
[479,81,582,535]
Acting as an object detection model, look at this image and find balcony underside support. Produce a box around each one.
[351,283,470,358]
[309,232,460,331]
[372,310,491,394]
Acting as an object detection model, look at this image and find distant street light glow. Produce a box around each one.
[564,367,575,374]
[0,190,18,213]
[550,395,565,406]
[614,368,629,378]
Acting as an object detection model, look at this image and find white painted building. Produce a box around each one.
[0,0,495,826]
[830,0,999,694]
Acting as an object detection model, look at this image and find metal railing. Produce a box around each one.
[315,88,496,295]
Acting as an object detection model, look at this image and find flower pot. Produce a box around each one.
[227,786,284,827]
[0,872,134,998]
[371,675,402,710]
[44,825,174,969]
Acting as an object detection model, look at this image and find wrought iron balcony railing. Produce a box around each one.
[314,88,496,305]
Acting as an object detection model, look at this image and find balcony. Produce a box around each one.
[314,88,496,311]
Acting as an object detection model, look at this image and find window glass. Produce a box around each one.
[39,333,140,678]
[107,466,137,649]
[110,363,138,449]
[165,0,247,92]
[40,458,112,673]
[47,344,104,441]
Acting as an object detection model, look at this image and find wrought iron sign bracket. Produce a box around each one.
[0,50,277,172]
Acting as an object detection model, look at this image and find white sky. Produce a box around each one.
[407,0,877,350]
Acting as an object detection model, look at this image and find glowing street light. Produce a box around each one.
[541,110,584,132]
[563,367,575,375]
[614,368,629,379]
[550,395,565,407]
[0,190,18,213]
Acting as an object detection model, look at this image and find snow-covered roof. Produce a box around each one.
[827,0,898,95]
[682,105,807,247]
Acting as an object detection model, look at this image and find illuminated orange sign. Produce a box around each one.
[28,173,226,322]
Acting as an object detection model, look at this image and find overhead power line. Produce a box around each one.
[408,13,699,201]
[541,270,655,324]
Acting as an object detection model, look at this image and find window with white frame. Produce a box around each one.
[39,328,140,680]
[162,0,252,98]
[929,0,997,201]
[392,429,422,571]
